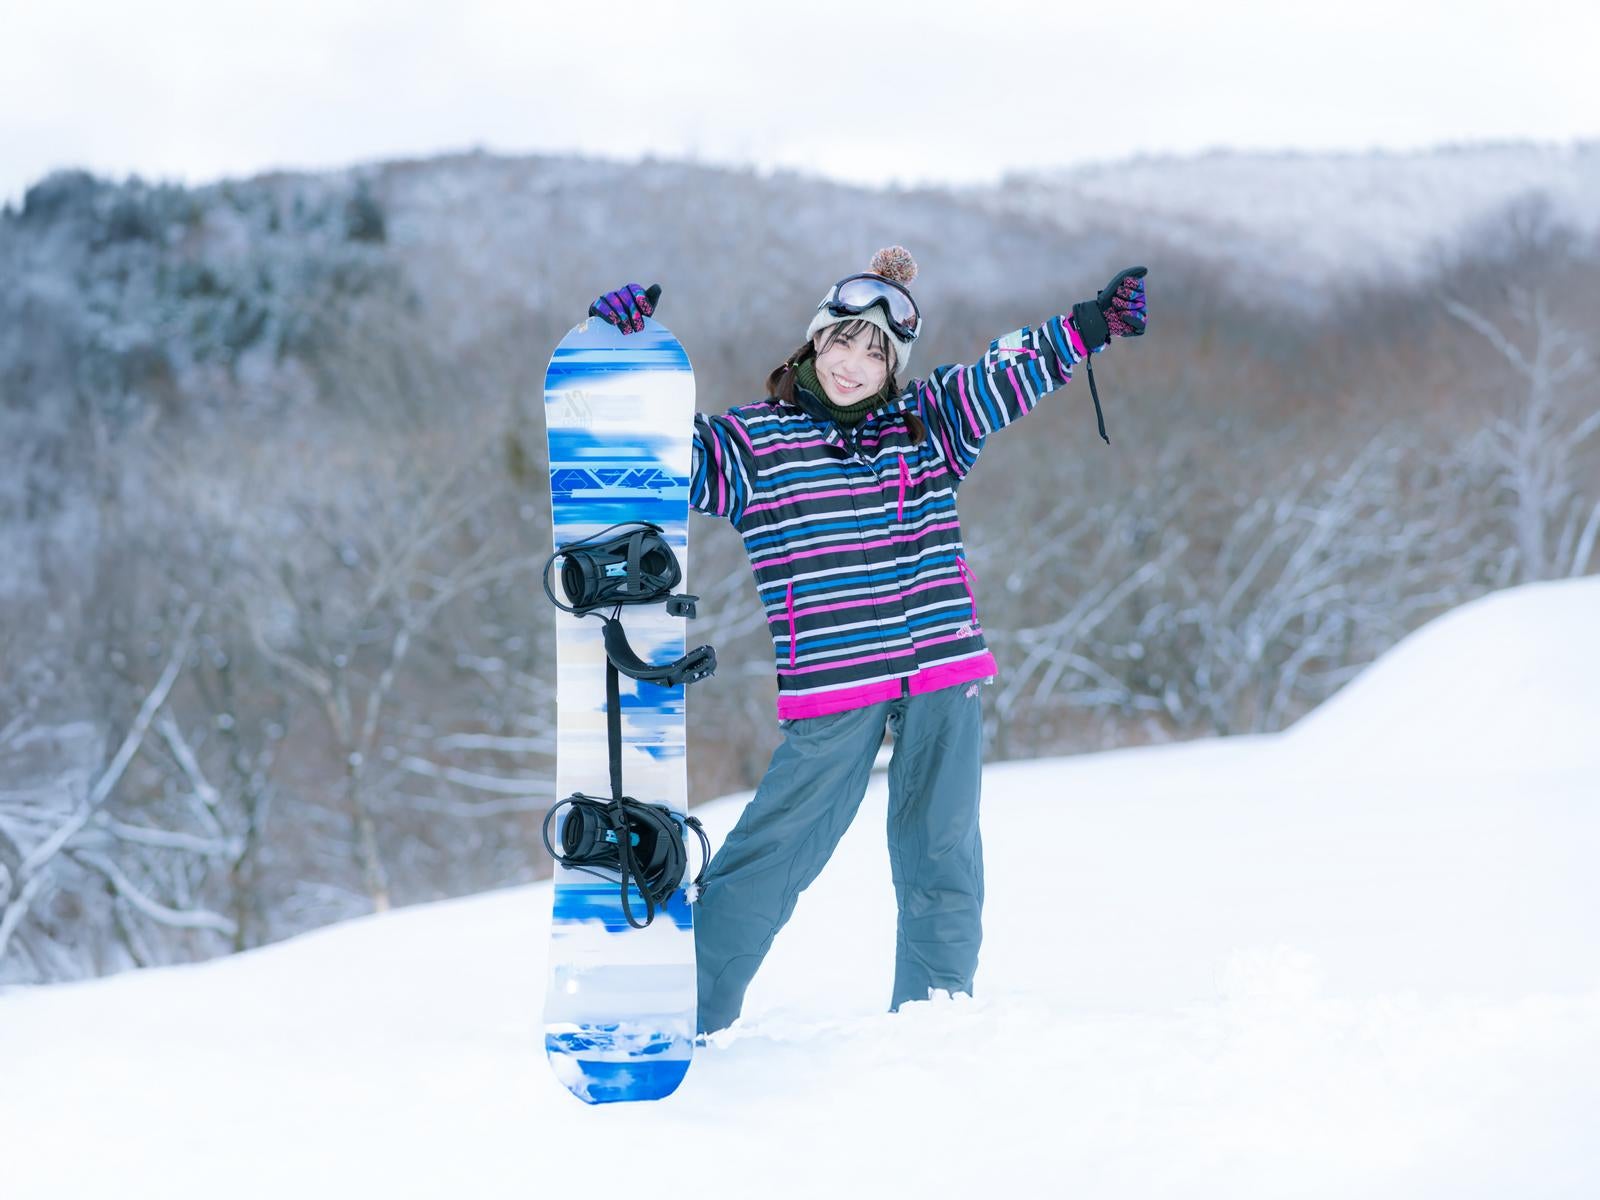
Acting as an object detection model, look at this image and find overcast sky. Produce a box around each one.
[3,0,1597,208]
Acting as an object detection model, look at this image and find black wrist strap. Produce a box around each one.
[1085,356,1110,445]
[1068,305,1112,445]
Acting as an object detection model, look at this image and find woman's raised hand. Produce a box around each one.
[1099,267,1148,338]
[589,283,662,334]
[1070,266,1148,352]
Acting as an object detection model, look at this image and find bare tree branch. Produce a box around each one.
[19,605,201,880]
[73,850,238,936]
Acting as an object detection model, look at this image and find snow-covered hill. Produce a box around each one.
[2,577,1597,1199]
[969,142,1600,307]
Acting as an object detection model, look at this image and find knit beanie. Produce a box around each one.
[804,246,921,381]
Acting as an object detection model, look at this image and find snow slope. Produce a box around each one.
[2,578,1597,1199]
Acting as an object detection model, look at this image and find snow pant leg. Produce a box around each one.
[694,701,890,1035]
[885,681,986,1011]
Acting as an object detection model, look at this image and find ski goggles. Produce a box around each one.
[821,273,922,342]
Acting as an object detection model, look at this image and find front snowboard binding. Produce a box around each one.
[542,521,717,688]
[542,521,717,927]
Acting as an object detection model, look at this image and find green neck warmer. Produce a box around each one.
[794,356,891,428]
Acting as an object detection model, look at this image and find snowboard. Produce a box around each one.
[541,312,700,1104]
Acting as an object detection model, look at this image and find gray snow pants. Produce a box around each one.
[694,679,986,1034]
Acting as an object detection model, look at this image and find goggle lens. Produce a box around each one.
[827,275,921,337]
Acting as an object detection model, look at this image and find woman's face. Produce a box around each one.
[812,324,891,406]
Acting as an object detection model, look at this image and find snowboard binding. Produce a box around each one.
[542,794,711,929]
[542,522,718,687]
[547,521,685,616]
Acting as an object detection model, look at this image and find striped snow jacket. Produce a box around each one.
[691,312,1091,720]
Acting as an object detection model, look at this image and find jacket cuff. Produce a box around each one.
[1070,301,1110,353]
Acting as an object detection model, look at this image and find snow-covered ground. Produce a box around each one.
[3,578,1596,1199]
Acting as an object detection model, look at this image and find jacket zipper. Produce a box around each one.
[785,580,797,668]
[955,556,978,623]
[896,455,908,522]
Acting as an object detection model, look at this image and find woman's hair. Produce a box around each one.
[766,318,925,441]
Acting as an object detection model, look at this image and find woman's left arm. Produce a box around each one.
[916,266,1148,477]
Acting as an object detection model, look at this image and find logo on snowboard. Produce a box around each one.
[549,466,681,499]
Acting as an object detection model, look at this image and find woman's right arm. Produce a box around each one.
[690,412,754,525]
[589,281,753,526]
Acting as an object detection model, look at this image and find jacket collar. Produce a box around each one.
[793,383,918,452]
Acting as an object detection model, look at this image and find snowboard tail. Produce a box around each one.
[544,884,697,1104]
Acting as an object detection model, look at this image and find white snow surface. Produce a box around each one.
[3,578,1597,1198]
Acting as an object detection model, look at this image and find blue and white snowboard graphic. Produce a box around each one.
[542,315,699,1104]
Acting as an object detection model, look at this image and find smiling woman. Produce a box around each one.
[589,246,1149,1037]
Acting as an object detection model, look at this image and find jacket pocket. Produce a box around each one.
[955,556,978,624]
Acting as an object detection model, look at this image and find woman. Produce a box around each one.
[590,248,1148,1034]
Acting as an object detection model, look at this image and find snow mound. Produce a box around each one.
[1282,578,1600,773]
[2,581,1597,1197]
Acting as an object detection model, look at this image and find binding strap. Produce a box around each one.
[601,618,717,688]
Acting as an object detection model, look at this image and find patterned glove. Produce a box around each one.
[1070,266,1148,351]
[589,283,662,334]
